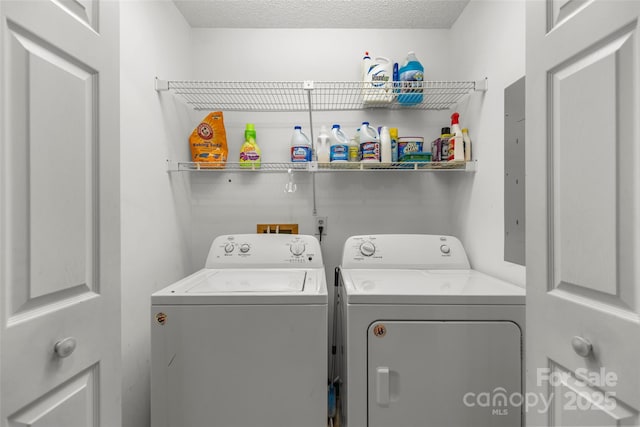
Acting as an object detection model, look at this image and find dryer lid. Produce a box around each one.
[341,269,525,305]
[186,269,306,293]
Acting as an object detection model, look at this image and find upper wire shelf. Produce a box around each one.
[155,79,487,112]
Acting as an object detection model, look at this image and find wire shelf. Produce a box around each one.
[167,160,476,173]
[157,80,485,112]
[316,161,474,171]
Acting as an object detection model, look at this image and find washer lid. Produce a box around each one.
[186,270,306,293]
[152,268,327,305]
[341,269,525,305]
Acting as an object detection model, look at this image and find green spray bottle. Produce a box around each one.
[239,123,261,168]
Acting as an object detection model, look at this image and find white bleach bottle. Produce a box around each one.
[329,124,349,162]
[359,122,380,162]
[290,125,312,162]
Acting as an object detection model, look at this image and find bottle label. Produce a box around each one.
[400,70,424,93]
[360,142,380,162]
[441,139,450,162]
[330,144,349,162]
[431,139,441,162]
[391,137,398,162]
[348,145,360,162]
[449,135,463,161]
[291,146,311,162]
[240,150,260,161]
[367,65,391,87]
[398,140,423,160]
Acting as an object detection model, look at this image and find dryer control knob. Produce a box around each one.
[360,241,376,257]
[239,243,250,253]
[440,245,451,254]
[224,243,235,253]
[290,242,306,256]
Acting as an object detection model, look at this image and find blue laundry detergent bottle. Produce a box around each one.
[398,51,424,106]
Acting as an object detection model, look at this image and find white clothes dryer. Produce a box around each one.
[151,234,328,427]
[337,234,525,427]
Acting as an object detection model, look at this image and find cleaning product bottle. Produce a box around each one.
[389,127,399,162]
[348,134,360,162]
[316,125,331,163]
[438,127,451,162]
[398,51,424,105]
[290,125,312,162]
[329,124,349,162]
[359,122,380,162]
[393,63,399,95]
[239,123,261,168]
[449,112,464,161]
[380,126,392,163]
[462,128,472,161]
[430,128,444,162]
[363,55,393,105]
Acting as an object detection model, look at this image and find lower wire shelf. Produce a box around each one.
[167,160,477,172]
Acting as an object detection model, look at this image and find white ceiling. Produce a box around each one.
[172,0,470,29]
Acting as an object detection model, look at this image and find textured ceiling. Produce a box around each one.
[173,0,470,29]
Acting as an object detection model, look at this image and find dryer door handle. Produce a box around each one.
[376,367,390,406]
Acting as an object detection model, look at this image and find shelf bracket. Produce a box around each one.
[166,159,179,172]
[474,78,488,92]
[155,78,169,92]
[303,80,318,216]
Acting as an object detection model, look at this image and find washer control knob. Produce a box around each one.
[239,243,250,254]
[440,245,451,254]
[224,243,235,253]
[360,241,376,257]
[290,242,306,256]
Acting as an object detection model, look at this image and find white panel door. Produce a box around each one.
[367,321,522,427]
[526,1,640,426]
[0,1,120,426]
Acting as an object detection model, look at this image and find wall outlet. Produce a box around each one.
[315,216,327,236]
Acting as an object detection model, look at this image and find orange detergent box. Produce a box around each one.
[189,111,228,168]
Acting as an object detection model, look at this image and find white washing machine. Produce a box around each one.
[151,234,328,427]
[338,234,525,427]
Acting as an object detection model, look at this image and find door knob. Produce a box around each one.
[571,336,592,358]
[54,337,77,358]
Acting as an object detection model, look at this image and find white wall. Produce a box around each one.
[448,0,526,286]
[189,29,463,283]
[119,6,526,426]
[120,2,193,427]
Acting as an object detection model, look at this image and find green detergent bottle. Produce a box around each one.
[239,123,261,168]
